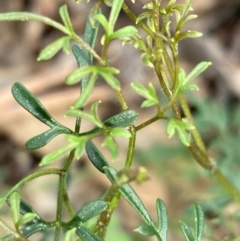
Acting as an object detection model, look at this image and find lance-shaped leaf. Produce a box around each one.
[9,192,20,224]
[110,26,138,40]
[76,226,105,241]
[25,125,72,150]
[59,5,74,34]
[72,10,100,91]
[69,200,108,225]
[174,30,202,42]
[11,82,57,127]
[180,221,194,241]
[108,0,124,33]
[194,204,204,241]
[37,36,70,61]
[156,199,168,241]
[134,224,156,236]
[104,167,155,227]
[85,140,109,173]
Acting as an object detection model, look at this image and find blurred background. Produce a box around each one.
[1,0,240,240]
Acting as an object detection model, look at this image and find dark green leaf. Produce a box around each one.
[11,82,57,127]
[25,125,72,150]
[70,200,108,224]
[85,140,109,173]
[76,226,105,241]
[134,224,156,236]
[72,12,99,91]
[104,109,138,128]
[59,5,74,34]
[156,199,168,241]
[21,222,49,238]
[104,167,154,226]
[194,204,204,241]
[180,221,194,241]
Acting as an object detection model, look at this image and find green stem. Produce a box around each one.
[0,12,69,34]
[122,3,154,37]
[3,169,62,199]
[54,173,66,241]
[125,125,136,168]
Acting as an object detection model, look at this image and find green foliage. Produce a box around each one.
[0,1,238,241]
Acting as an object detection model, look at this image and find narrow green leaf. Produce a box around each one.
[17,213,37,226]
[72,200,108,223]
[72,12,99,91]
[74,137,87,159]
[108,0,124,33]
[110,127,131,138]
[194,204,204,241]
[104,167,154,226]
[65,228,77,241]
[102,136,118,159]
[95,14,109,36]
[72,72,97,108]
[185,62,212,83]
[156,199,168,241]
[37,36,70,61]
[21,222,49,238]
[180,221,194,241]
[110,26,138,40]
[39,142,77,166]
[76,226,105,241]
[59,4,74,34]
[19,199,39,216]
[104,109,138,128]
[91,100,103,127]
[66,109,102,127]
[66,66,95,85]
[85,140,109,173]
[11,82,57,127]
[25,126,72,150]
[175,31,202,41]
[9,192,20,224]
[134,224,156,236]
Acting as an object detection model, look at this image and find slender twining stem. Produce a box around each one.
[125,125,136,168]
[122,3,154,37]
[54,173,66,241]
[3,169,62,200]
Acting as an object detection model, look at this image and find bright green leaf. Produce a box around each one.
[156,199,168,241]
[65,228,77,241]
[9,192,20,224]
[74,137,87,159]
[95,14,109,35]
[59,4,74,34]
[99,72,121,91]
[110,26,138,40]
[110,127,131,138]
[37,36,70,61]
[72,72,97,109]
[194,204,204,241]
[180,221,194,241]
[17,213,37,226]
[175,31,202,42]
[134,224,156,236]
[39,142,77,166]
[185,62,212,83]
[85,140,109,173]
[167,119,195,146]
[108,0,124,33]
[102,136,118,159]
[66,66,95,85]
